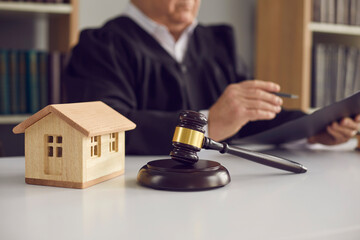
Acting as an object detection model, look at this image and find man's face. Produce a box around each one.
[151,0,201,26]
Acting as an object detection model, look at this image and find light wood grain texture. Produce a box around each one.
[84,132,125,182]
[49,0,78,52]
[25,170,124,189]
[25,113,83,183]
[13,101,136,136]
[14,101,135,189]
[256,0,312,111]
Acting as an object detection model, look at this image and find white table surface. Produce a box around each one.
[1,141,360,240]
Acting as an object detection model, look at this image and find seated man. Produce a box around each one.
[63,0,360,154]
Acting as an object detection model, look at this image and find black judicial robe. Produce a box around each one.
[63,16,305,155]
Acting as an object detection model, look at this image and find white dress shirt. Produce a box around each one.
[122,3,198,63]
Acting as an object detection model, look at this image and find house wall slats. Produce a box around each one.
[25,113,83,183]
[84,132,124,182]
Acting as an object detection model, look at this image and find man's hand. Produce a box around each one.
[308,115,360,145]
[208,80,283,141]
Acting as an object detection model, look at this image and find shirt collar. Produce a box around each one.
[122,2,198,42]
[122,2,198,62]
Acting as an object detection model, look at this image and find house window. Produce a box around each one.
[47,135,63,157]
[90,136,101,157]
[45,135,63,175]
[48,146,53,157]
[109,133,118,152]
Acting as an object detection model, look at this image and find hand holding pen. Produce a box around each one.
[273,92,298,99]
[208,80,287,141]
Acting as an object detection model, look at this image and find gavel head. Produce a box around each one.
[170,110,207,165]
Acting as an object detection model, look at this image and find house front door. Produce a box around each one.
[44,135,63,175]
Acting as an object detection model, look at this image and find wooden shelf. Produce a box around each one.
[0,1,78,52]
[0,1,79,126]
[0,2,72,14]
[255,0,360,111]
[0,115,31,124]
[309,22,360,36]
[255,0,312,111]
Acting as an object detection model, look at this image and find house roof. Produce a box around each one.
[13,101,136,136]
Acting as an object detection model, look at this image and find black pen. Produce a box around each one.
[273,92,299,99]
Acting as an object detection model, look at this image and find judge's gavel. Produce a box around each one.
[170,111,307,174]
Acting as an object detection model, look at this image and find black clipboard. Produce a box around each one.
[232,91,360,145]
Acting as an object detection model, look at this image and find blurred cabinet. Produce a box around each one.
[255,0,360,111]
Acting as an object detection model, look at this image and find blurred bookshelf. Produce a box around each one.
[0,0,78,156]
[0,0,78,124]
[256,0,360,112]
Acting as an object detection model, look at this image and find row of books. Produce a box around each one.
[0,0,70,3]
[313,0,360,25]
[0,49,66,115]
[312,43,360,108]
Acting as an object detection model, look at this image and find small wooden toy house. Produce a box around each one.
[13,101,136,189]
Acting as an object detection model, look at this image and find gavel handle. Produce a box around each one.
[202,137,307,174]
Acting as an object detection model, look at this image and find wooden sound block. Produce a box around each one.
[137,159,231,191]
